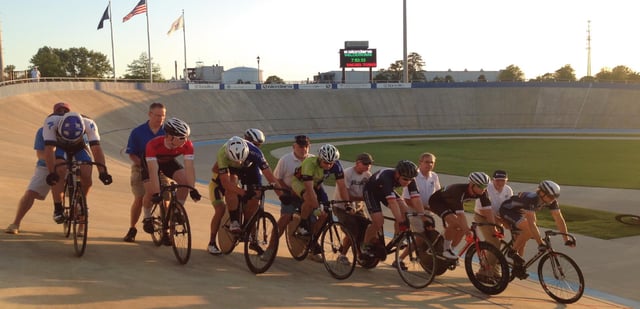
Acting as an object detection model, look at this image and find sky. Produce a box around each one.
[1,0,640,82]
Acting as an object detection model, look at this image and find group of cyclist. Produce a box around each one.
[7,102,576,282]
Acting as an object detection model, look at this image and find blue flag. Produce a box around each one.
[97,4,110,30]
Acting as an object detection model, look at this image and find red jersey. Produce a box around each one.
[145,136,194,164]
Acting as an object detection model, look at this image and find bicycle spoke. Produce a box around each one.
[321,222,356,280]
[170,202,191,264]
[538,252,585,304]
[244,212,278,274]
[396,233,436,289]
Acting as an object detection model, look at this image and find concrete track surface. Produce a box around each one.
[0,82,638,308]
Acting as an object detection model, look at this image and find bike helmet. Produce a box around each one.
[57,112,85,142]
[244,128,265,145]
[469,172,490,188]
[225,136,249,162]
[318,144,340,163]
[395,160,418,178]
[164,117,190,137]
[539,180,561,198]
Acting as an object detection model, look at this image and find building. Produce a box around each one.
[314,69,500,83]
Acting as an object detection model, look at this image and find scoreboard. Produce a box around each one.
[340,49,377,68]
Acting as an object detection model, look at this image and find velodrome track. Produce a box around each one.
[0,82,638,308]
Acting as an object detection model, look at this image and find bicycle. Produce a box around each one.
[148,182,198,264]
[217,184,281,274]
[500,230,585,304]
[425,222,511,295]
[615,214,640,225]
[351,212,437,289]
[55,155,108,257]
[285,200,358,280]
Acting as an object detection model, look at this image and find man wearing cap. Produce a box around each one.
[473,170,513,281]
[5,103,73,233]
[332,152,373,264]
[266,135,313,258]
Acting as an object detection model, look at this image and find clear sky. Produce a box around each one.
[1,0,639,82]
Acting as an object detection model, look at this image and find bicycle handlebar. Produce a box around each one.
[54,160,108,172]
[160,182,198,193]
[544,230,577,245]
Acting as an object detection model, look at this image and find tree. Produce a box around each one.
[30,46,112,78]
[373,52,426,82]
[3,65,16,80]
[123,53,164,81]
[264,75,285,84]
[554,64,576,81]
[498,64,525,81]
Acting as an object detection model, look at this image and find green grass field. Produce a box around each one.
[261,136,640,239]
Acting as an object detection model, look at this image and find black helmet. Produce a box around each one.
[164,117,190,137]
[395,160,418,178]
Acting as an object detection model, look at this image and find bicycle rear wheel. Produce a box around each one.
[538,252,585,304]
[169,202,191,265]
[72,189,88,257]
[464,241,510,295]
[396,232,436,289]
[321,222,356,280]
[285,214,310,261]
[244,212,278,274]
[615,214,640,225]
[150,202,166,247]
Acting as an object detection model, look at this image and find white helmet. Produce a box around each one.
[469,172,490,188]
[318,144,340,163]
[225,136,249,162]
[539,180,561,198]
[57,112,85,142]
[164,117,190,137]
[244,128,265,145]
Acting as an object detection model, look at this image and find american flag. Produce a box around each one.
[123,0,147,23]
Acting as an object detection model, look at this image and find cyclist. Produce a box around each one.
[207,136,281,255]
[291,144,350,262]
[123,102,167,242]
[42,108,112,223]
[244,128,265,148]
[142,117,201,245]
[6,103,74,233]
[428,172,492,260]
[360,160,425,260]
[269,135,313,256]
[499,180,575,277]
[333,152,373,264]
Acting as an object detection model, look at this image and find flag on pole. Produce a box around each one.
[167,15,184,36]
[97,4,110,30]
[123,0,147,22]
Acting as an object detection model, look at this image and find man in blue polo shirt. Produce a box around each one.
[123,102,166,242]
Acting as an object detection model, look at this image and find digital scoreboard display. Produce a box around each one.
[340,49,377,68]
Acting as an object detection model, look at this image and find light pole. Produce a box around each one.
[256,56,261,84]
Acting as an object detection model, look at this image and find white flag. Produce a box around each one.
[167,15,184,36]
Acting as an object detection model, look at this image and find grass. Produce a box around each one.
[261,136,640,239]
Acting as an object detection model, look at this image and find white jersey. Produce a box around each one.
[402,170,441,207]
[273,152,313,188]
[333,166,371,201]
[474,181,514,217]
[42,114,100,146]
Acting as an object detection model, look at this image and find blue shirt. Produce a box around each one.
[126,121,165,159]
[34,128,46,167]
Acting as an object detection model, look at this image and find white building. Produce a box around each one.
[222,66,261,84]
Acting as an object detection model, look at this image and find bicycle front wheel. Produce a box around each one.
[396,232,436,289]
[615,214,640,225]
[538,252,585,304]
[321,222,356,280]
[72,190,88,257]
[285,214,309,261]
[150,202,166,247]
[169,202,191,265]
[464,241,510,295]
[244,212,278,274]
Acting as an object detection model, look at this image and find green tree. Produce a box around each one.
[498,64,525,81]
[30,46,111,78]
[554,64,576,81]
[373,52,426,82]
[123,53,164,81]
[264,75,285,84]
[531,72,555,82]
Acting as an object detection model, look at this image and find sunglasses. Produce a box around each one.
[400,176,413,181]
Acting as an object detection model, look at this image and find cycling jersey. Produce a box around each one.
[291,157,344,197]
[145,136,194,164]
[216,141,269,174]
[363,169,419,214]
[500,191,559,212]
[42,113,100,154]
[429,183,491,217]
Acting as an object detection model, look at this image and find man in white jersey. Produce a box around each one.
[473,170,513,282]
[332,153,373,264]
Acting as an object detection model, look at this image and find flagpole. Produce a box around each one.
[182,10,187,82]
[108,0,116,81]
[145,0,152,83]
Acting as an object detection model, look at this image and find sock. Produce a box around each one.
[54,202,63,213]
[444,239,453,251]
